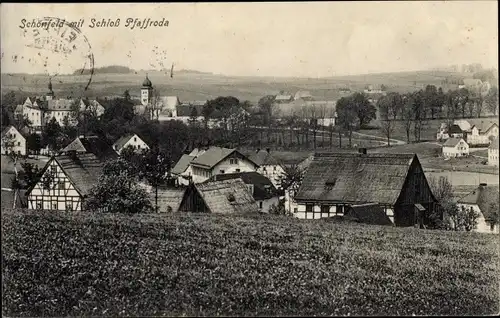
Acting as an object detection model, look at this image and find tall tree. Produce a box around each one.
[336,96,359,148]
[26,133,42,157]
[351,92,376,128]
[140,147,171,213]
[377,95,396,147]
[411,90,425,142]
[42,117,64,154]
[401,94,413,144]
[484,86,499,116]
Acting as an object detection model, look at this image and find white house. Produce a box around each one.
[488,137,499,166]
[442,138,469,158]
[188,146,259,184]
[467,122,499,146]
[456,184,499,234]
[112,133,150,154]
[248,148,287,189]
[1,126,26,156]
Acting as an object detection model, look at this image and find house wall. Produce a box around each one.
[257,164,286,189]
[44,110,72,126]
[191,154,257,184]
[1,127,26,156]
[457,203,500,234]
[257,196,279,213]
[27,159,82,211]
[121,135,150,153]
[467,126,498,146]
[442,141,469,158]
[488,148,499,166]
[294,202,348,219]
[23,106,43,128]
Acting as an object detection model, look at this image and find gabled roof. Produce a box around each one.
[172,154,195,175]
[448,124,463,134]
[193,179,259,214]
[295,152,418,205]
[1,126,25,140]
[205,171,279,200]
[61,136,118,161]
[443,138,466,148]
[112,133,147,151]
[344,203,393,225]
[190,147,256,169]
[14,104,23,113]
[489,137,499,150]
[471,121,498,133]
[453,120,472,132]
[458,185,499,221]
[150,186,186,212]
[248,149,281,166]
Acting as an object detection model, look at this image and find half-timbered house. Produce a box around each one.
[294,151,439,226]
[26,152,104,211]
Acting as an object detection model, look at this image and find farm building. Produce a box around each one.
[178,178,259,214]
[488,137,499,166]
[248,148,287,189]
[26,152,104,211]
[344,203,394,226]
[149,186,186,212]
[456,183,499,234]
[61,135,118,162]
[294,151,439,227]
[112,133,150,154]
[205,171,280,213]
[442,138,469,158]
[171,154,196,186]
[1,126,26,156]
[466,122,499,146]
[188,146,259,184]
[454,119,472,133]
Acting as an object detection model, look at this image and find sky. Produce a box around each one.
[1,2,498,78]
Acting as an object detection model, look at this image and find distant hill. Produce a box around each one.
[73,65,134,75]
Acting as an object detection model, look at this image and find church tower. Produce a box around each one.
[141,74,153,106]
[46,77,55,101]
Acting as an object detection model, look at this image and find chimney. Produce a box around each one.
[266,148,270,153]
[358,148,367,155]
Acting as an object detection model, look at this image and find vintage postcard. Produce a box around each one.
[1,2,498,317]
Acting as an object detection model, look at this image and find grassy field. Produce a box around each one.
[1,69,479,103]
[2,209,499,316]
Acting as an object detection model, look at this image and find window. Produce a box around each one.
[273,166,277,171]
[51,202,58,210]
[36,202,42,210]
[259,201,263,209]
[220,170,225,174]
[17,142,21,146]
[235,169,240,172]
[58,181,65,190]
[134,137,137,142]
[66,202,73,211]
[305,204,313,212]
[294,208,298,213]
[230,158,238,165]
[321,205,330,214]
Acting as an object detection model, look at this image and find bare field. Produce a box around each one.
[1,70,474,103]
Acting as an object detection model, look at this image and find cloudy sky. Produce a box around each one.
[1,2,497,77]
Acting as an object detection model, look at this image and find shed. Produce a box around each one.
[344,203,393,225]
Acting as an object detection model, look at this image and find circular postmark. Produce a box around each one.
[20,16,94,93]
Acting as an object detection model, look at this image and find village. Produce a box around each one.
[2,71,499,234]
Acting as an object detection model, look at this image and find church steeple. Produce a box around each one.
[46,77,55,100]
[141,74,153,106]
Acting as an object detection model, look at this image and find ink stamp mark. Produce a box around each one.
[21,16,95,92]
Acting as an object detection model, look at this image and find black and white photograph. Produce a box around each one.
[1,1,499,316]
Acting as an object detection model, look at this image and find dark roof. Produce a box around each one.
[61,136,118,161]
[142,75,152,87]
[448,124,463,134]
[194,179,259,214]
[248,149,281,166]
[205,171,279,200]
[295,152,416,205]
[443,137,465,148]
[458,185,499,221]
[344,203,393,225]
[55,153,104,196]
[172,154,195,175]
[150,187,186,212]
[190,147,257,169]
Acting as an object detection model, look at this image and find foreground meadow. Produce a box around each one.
[2,209,499,316]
